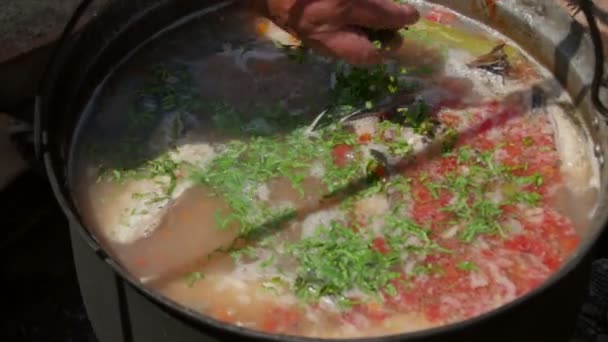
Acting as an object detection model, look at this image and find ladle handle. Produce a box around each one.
[34,0,97,160]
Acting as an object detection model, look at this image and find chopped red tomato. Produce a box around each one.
[372,237,390,254]
[365,302,390,322]
[425,8,458,25]
[438,111,463,127]
[214,308,233,323]
[424,304,443,322]
[358,133,373,144]
[375,165,388,180]
[332,144,354,168]
[262,307,301,333]
[559,235,580,255]
[411,181,433,203]
[377,110,394,121]
[542,256,562,271]
[503,143,523,160]
[504,235,546,258]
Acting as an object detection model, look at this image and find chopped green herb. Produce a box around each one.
[457,261,479,272]
[413,263,446,276]
[185,271,204,287]
[289,221,401,306]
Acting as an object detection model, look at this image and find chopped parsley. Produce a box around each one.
[289,222,401,306]
[184,271,204,287]
[457,261,479,272]
[95,62,201,180]
[434,146,544,243]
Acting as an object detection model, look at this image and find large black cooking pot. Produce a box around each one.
[36,0,608,341]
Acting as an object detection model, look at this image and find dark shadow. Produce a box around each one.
[573,84,591,106]
[554,20,585,90]
[591,2,608,25]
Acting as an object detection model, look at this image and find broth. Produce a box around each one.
[72,3,600,339]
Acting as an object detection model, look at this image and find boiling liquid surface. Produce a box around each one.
[73,4,599,339]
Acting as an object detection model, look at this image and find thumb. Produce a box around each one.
[347,0,420,30]
[306,28,385,66]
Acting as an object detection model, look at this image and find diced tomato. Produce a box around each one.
[424,304,443,322]
[255,20,270,36]
[425,8,458,25]
[493,108,520,129]
[332,144,354,167]
[262,307,301,333]
[514,275,545,295]
[503,143,523,159]
[485,0,497,19]
[484,100,501,112]
[358,133,373,144]
[535,135,555,149]
[542,256,562,271]
[559,235,580,255]
[262,318,279,332]
[478,118,494,133]
[504,235,546,258]
[500,204,519,216]
[375,165,388,180]
[482,249,495,258]
[372,237,390,254]
[437,156,458,174]
[540,209,573,237]
[377,110,394,121]
[412,181,433,203]
[214,308,233,323]
[472,136,495,150]
[361,302,390,322]
[438,111,463,127]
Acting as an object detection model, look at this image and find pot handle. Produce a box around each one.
[578,1,608,119]
[34,0,97,160]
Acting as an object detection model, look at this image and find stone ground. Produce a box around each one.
[0,0,109,112]
[0,0,108,62]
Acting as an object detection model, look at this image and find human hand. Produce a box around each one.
[252,0,420,65]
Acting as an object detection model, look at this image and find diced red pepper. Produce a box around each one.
[439,111,463,127]
[358,133,373,144]
[542,256,562,272]
[375,165,388,180]
[262,307,301,333]
[412,182,433,203]
[504,235,546,258]
[372,237,390,254]
[559,235,580,255]
[424,304,443,322]
[214,308,233,323]
[332,144,354,168]
[377,110,394,122]
[425,8,458,25]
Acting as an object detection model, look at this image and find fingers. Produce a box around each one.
[346,0,420,30]
[306,28,385,66]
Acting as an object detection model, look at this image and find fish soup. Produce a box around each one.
[72,3,600,339]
